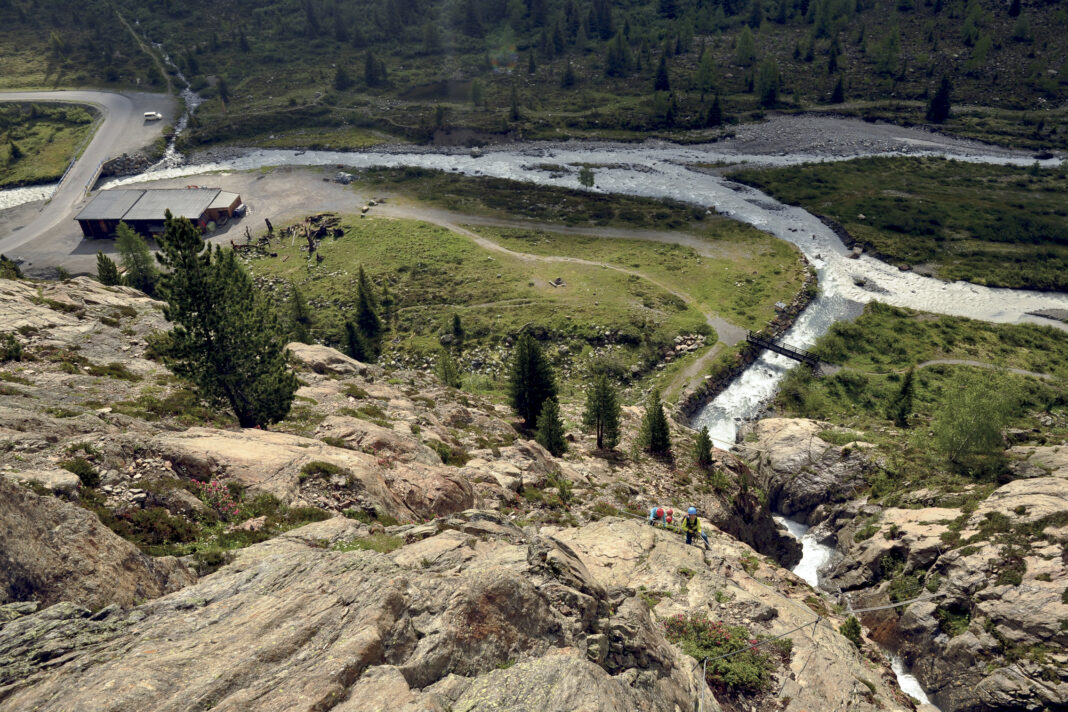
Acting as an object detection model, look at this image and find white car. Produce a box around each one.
[143,111,163,121]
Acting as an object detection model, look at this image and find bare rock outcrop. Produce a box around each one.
[0,514,715,712]
[743,418,873,523]
[0,478,194,611]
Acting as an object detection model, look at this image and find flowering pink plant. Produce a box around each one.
[193,479,242,520]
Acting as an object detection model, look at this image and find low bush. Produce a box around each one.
[59,456,99,487]
[1,333,22,362]
[839,616,862,649]
[664,614,780,695]
[299,460,347,482]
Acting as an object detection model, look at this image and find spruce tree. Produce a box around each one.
[707,95,723,127]
[451,313,465,353]
[582,374,620,449]
[536,397,567,457]
[154,211,298,428]
[694,426,713,467]
[736,26,757,66]
[756,57,780,107]
[638,389,671,456]
[288,282,313,344]
[654,55,671,91]
[561,62,576,88]
[435,348,462,388]
[926,76,951,123]
[508,331,557,427]
[96,251,120,286]
[831,76,845,103]
[887,367,915,427]
[345,320,372,362]
[115,222,158,295]
[354,265,381,359]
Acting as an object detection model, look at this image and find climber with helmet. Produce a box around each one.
[648,506,672,527]
[682,507,710,549]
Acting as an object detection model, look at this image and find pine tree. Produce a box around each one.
[582,374,620,449]
[1008,0,1021,17]
[334,65,353,91]
[527,50,536,74]
[508,331,557,427]
[288,282,313,344]
[435,348,462,388]
[654,55,670,91]
[707,95,723,127]
[886,367,915,427]
[7,140,22,163]
[831,76,845,103]
[354,265,381,359]
[694,426,713,467]
[695,50,716,94]
[345,320,372,362]
[154,211,298,428]
[926,75,951,123]
[638,390,672,456]
[510,85,521,121]
[96,251,120,286]
[840,616,862,649]
[561,63,576,88]
[115,222,158,295]
[536,397,567,456]
[756,57,780,107]
[451,313,465,352]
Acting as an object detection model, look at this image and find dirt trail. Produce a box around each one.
[375,201,748,348]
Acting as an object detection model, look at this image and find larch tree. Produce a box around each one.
[638,389,672,456]
[115,222,158,295]
[154,211,298,428]
[96,251,120,286]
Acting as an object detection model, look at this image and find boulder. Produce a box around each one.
[286,342,377,377]
[745,418,871,522]
[315,415,442,466]
[152,427,474,521]
[0,478,193,610]
[3,468,81,494]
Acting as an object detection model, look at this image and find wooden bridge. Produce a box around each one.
[746,331,820,369]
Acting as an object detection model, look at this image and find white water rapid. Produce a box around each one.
[775,514,940,709]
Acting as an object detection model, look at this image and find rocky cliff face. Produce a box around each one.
[745,417,1068,712]
[0,512,909,712]
[0,277,898,711]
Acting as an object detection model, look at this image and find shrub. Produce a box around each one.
[299,460,347,482]
[59,457,99,487]
[663,614,779,694]
[0,333,22,362]
[129,507,199,546]
[191,479,241,520]
[428,439,468,466]
[935,603,971,637]
[839,616,862,648]
[343,507,400,526]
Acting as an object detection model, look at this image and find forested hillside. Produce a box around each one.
[1,0,1065,146]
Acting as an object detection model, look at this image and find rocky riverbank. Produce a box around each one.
[743,418,1068,712]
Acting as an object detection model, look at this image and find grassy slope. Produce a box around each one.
[245,211,803,400]
[771,301,1068,502]
[0,103,96,188]
[4,1,1060,147]
[729,157,1068,290]
[474,224,807,330]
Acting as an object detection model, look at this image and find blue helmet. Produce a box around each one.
[688,507,697,515]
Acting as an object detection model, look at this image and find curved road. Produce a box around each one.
[0,90,175,259]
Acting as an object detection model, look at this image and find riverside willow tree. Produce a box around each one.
[583,374,621,450]
[154,211,298,428]
[508,331,557,428]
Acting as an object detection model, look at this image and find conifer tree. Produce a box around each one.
[583,374,620,449]
[435,348,462,388]
[536,397,567,456]
[926,76,952,123]
[508,331,557,427]
[353,265,381,359]
[561,62,576,88]
[154,211,298,428]
[96,251,120,286]
[756,57,780,106]
[345,320,372,362]
[735,26,757,66]
[115,222,158,295]
[638,389,671,456]
[694,426,713,467]
[451,313,465,353]
[654,54,671,91]
[288,282,313,344]
[887,367,915,427]
[831,76,845,103]
[707,95,723,127]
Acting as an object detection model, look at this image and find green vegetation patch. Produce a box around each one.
[664,614,785,696]
[474,223,807,330]
[729,157,1068,290]
[0,103,96,188]
[333,532,404,554]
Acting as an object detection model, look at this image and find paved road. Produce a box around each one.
[0,90,175,260]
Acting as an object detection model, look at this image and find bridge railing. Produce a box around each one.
[746,331,819,367]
